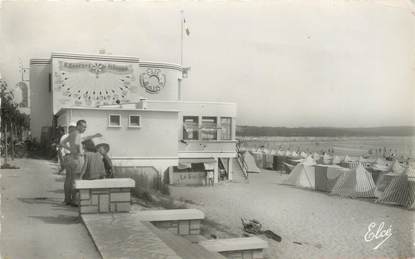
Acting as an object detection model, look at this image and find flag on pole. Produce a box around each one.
[184,18,190,36]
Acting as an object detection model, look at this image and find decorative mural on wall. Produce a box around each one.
[139,68,166,94]
[53,60,140,113]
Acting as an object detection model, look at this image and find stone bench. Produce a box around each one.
[74,178,135,214]
[199,237,268,259]
[134,209,204,236]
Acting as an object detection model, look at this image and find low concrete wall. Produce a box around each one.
[199,237,268,259]
[75,179,135,214]
[152,220,201,235]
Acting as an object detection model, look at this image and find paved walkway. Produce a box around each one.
[0,159,101,259]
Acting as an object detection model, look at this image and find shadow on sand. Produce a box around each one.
[29,215,80,225]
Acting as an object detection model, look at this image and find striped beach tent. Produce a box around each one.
[314,165,348,192]
[373,162,407,198]
[283,161,316,189]
[374,172,398,198]
[330,163,376,198]
[377,172,415,209]
[340,155,359,169]
[406,166,415,178]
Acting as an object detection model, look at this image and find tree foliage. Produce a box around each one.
[1,79,30,135]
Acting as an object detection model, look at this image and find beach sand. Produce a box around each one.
[170,170,415,259]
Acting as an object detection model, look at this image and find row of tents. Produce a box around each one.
[281,156,415,209]
[242,149,409,175]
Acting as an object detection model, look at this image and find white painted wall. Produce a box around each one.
[29,61,52,140]
[58,108,179,159]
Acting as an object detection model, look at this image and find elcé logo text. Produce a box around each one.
[364,222,392,250]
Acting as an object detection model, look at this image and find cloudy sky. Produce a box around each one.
[0,0,414,127]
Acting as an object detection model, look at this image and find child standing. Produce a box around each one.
[80,139,106,180]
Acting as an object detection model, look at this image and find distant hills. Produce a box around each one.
[236,126,415,137]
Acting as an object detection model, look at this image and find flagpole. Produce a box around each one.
[178,10,184,100]
[180,10,184,65]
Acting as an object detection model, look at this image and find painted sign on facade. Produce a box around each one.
[52,58,140,113]
[51,55,182,114]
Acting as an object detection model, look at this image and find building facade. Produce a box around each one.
[30,52,238,184]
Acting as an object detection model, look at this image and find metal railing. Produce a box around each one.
[236,142,249,179]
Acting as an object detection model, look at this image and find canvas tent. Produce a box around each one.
[242,151,261,173]
[340,155,359,169]
[283,156,316,189]
[375,172,400,198]
[406,166,415,178]
[314,165,348,192]
[264,153,274,169]
[376,166,415,199]
[377,172,415,209]
[330,164,376,198]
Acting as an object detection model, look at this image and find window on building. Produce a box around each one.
[183,116,199,140]
[108,114,121,127]
[221,117,232,140]
[201,117,217,140]
[129,115,141,128]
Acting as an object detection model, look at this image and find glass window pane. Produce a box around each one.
[221,117,232,140]
[129,115,140,127]
[201,117,217,140]
[109,115,120,126]
[183,116,198,140]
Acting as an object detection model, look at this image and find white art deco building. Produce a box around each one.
[30,52,238,184]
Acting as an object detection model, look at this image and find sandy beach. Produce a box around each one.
[171,170,415,259]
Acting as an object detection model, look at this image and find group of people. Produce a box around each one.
[57,120,113,206]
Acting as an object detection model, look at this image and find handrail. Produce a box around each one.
[236,142,249,179]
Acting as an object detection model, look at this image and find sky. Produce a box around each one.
[0,0,414,127]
